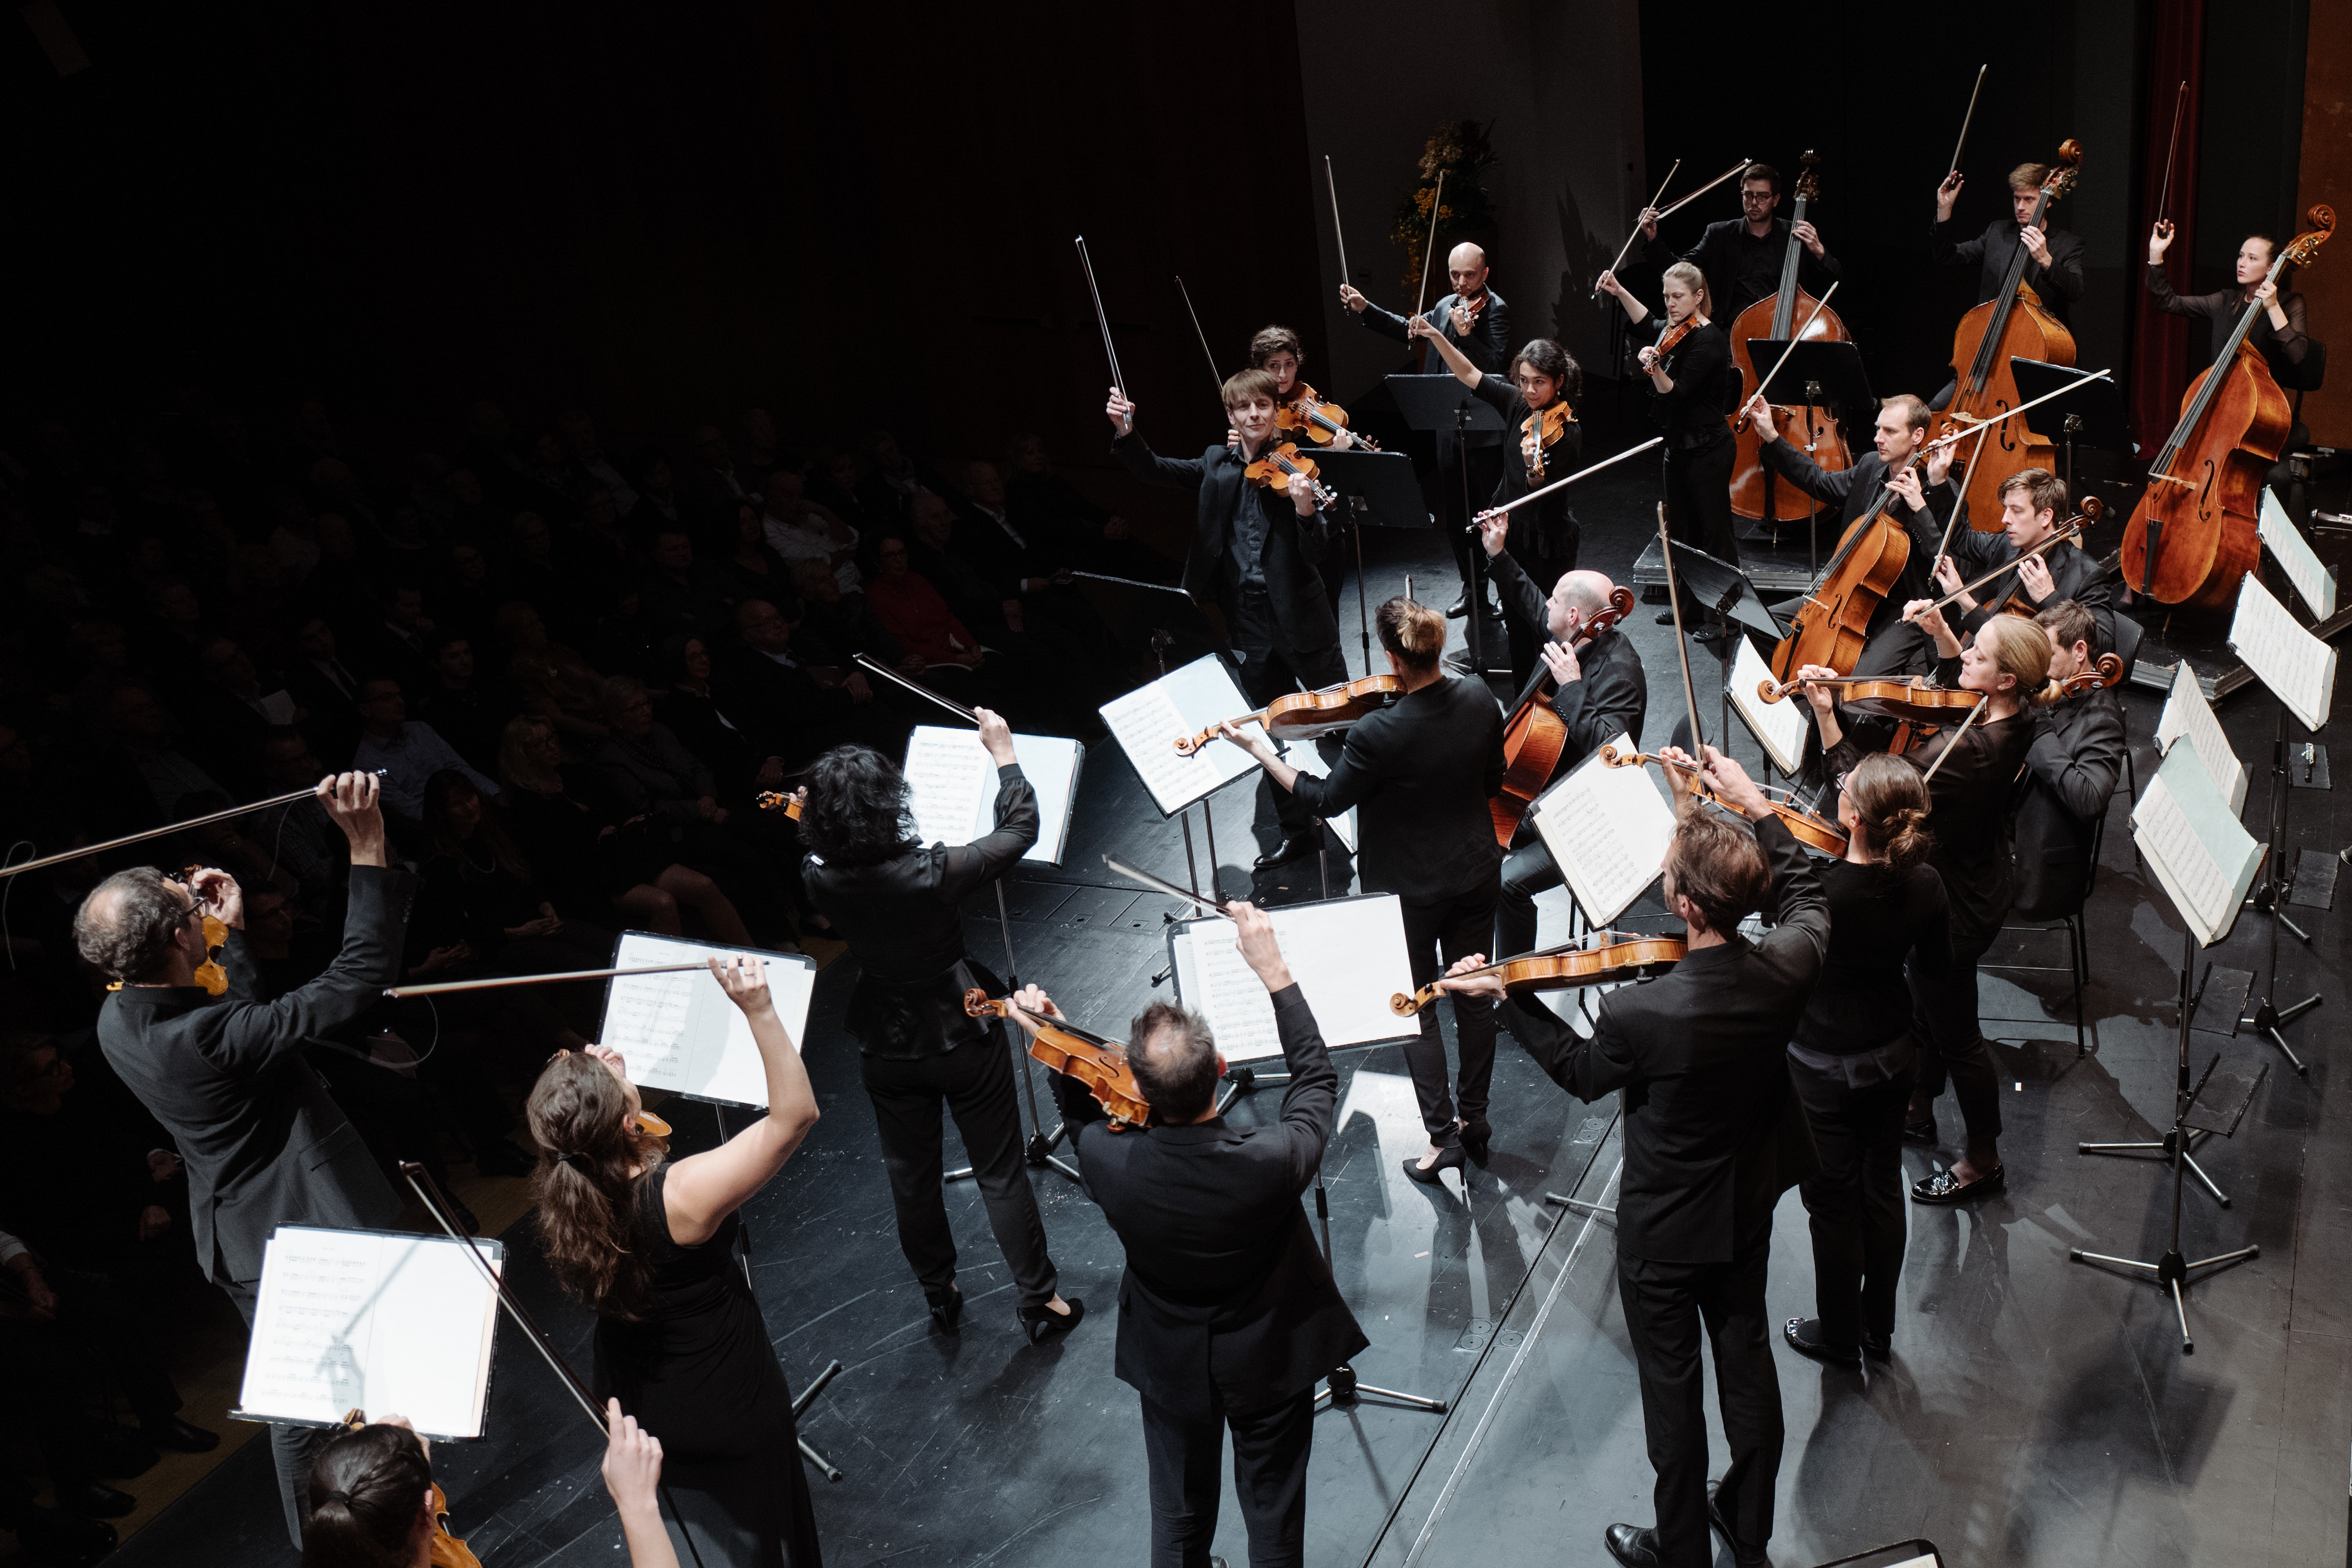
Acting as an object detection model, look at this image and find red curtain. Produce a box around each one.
[2128,0,2208,451]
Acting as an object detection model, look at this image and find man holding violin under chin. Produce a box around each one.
[1003,902,1366,1568]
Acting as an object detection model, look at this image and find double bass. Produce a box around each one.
[1766,454,1922,684]
[2121,206,2334,606]
[1930,141,2082,530]
[1488,585,1636,844]
[1728,151,1854,524]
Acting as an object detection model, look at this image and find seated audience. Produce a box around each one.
[350,678,498,823]
[496,600,609,754]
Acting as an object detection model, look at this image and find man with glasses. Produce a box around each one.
[1642,162,1842,321]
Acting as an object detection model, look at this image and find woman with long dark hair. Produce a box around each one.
[527,954,821,1568]
[797,710,1081,1342]
[1778,754,1949,1367]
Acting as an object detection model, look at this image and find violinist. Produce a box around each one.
[1000,904,1368,1568]
[2011,600,2124,922]
[1799,610,2063,1206]
[1108,372,1349,871]
[795,715,1081,1343]
[1342,243,1513,617]
[1249,324,1356,450]
[1475,512,1648,992]
[1219,597,1504,1181]
[1600,261,1743,581]
[1932,468,2114,653]
[1642,162,1842,322]
[1931,162,2087,339]
[2147,223,2316,485]
[1775,754,1949,1370]
[1435,744,1824,1568]
[1410,316,1584,683]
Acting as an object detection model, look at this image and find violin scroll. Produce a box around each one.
[755,791,804,820]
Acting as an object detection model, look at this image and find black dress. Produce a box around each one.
[1648,318,1739,566]
[1467,372,1582,688]
[594,1165,821,1568]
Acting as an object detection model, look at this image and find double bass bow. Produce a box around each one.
[2121,206,2334,606]
[1487,584,1636,845]
[1390,931,1685,1017]
[1728,152,1856,525]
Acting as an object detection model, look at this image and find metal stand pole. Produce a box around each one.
[948,882,1081,1185]
[1457,406,1493,677]
[1353,501,1374,676]
[1311,1168,1446,1416]
[2238,696,2321,1074]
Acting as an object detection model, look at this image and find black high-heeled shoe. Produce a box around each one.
[1017,1297,1085,1344]
[1401,1145,1466,1185]
[926,1284,963,1333]
[1458,1118,1492,1167]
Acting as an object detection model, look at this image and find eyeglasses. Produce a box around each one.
[1833,770,1852,797]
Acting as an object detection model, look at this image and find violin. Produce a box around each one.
[1642,312,1704,369]
[1520,402,1577,482]
[1451,292,1488,332]
[1489,586,1635,844]
[1757,673,1983,728]
[333,1410,483,1568]
[1391,932,1685,1017]
[1728,151,1856,525]
[1275,382,1380,451]
[1243,442,1336,507]
[1599,746,1849,857]
[2058,651,2126,696]
[754,791,803,820]
[964,990,1155,1127]
[1173,673,1400,755]
[2121,205,2334,605]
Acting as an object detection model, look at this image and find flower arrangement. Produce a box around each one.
[1391,120,1497,292]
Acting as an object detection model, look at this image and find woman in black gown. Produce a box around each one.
[527,955,823,1568]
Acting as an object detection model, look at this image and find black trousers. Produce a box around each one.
[859,1031,1060,1310]
[1228,590,1348,837]
[1908,932,2004,1144]
[1401,884,1499,1144]
[1616,1213,1784,1568]
[1789,1050,1916,1346]
[1494,817,1558,966]
[1663,435,1739,567]
[221,1275,324,1550]
[1139,1387,1316,1568]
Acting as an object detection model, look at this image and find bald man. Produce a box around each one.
[1474,515,1648,1020]
[1343,243,1513,619]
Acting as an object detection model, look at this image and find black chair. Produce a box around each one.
[2109,610,2145,805]
[1986,794,2107,1059]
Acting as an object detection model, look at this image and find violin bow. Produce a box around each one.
[1075,236,1127,399]
[1917,691,1988,785]
[1325,155,1351,289]
[1657,502,1706,749]
[1469,436,1664,530]
[1595,157,1680,302]
[852,652,981,726]
[386,962,714,999]
[1414,171,1446,322]
[1173,275,1224,401]
[1103,853,1231,919]
[0,770,390,880]
[1949,64,1988,176]
[2157,79,2189,224]
[1922,366,2113,455]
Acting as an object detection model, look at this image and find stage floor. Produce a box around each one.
[110,441,2352,1568]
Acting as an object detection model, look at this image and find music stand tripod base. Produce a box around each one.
[713,1107,848,1478]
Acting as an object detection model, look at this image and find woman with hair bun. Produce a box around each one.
[1223,596,1506,1182]
[1777,753,1950,1368]
[1798,603,2060,1208]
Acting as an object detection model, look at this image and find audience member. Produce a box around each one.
[760,470,862,596]
[412,629,506,775]
[496,601,610,753]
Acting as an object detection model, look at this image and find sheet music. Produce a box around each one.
[2154,661,2247,814]
[1168,894,1414,1061]
[1283,734,1358,853]
[601,933,816,1107]
[1728,634,1808,775]
[2228,574,2338,733]
[2260,488,2338,621]
[1529,735,1676,925]
[2131,744,2262,947]
[1099,655,1265,815]
[898,726,1084,863]
[237,1227,502,1438]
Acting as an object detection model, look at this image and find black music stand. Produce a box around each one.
[1666,543,1788,759]
[2011,357,2132,498]
[1312,448,1431,674]
[1388,375,1508,676]
[1744,340,1877,570]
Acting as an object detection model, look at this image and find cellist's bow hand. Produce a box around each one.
[1435,953,1505,1000]
[1925,440,1955,486]
[1106,388,1136,436]
[1339,283,1369,315]
[2149,219,2176,263]
[1741,394,1779,444]
[1935,171,1963,220]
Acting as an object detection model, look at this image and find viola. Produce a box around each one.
[2121,206,2334,605]
[1520,401,1577,482]
[1599,746,1849,857]
[1391,932,1685,1017]
[2058,652,2126,696]
[332,1411,483,1568]
[1728,151,1856,524]
[1489,586,1635,844]
[1173,673,1400,756]
[1758,673,1983,728]
[1243,442,1336,507]
[754,790,803,820]
[1643,312,1704,369]
[1928,140,2083,532]
[964,990,1155,1127]
[1767,453,1923,684]
[1275,381,1380,451]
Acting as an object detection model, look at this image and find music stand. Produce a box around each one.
[1312,447,1430,674]
[2011,356,2132,499]
[1744,339,1877,566]
[1387,375,1508,676]
[1666,544,1789,764]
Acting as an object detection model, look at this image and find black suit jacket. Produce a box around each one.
[2010,689,2123,919]
[1056,984,1368,1418]
[1358,293,1513,449]
[1490,551,1648,774]
[1110,432,1338,651]
[1931,217,2087,325]
[1287,674,1503,904]
[1945,527,2115,654]
[1517,817,1829,1263]
[1762,440,1953,653]
[97,865,409,1285]
[1646,217,1842,324]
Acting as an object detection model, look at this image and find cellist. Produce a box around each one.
[2146,222,2316,489]
[1930,468,2114,654]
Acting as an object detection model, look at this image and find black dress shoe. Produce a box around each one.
[1911,1163,2005,1204]
[1458,1118,1492,1167]
[1861,1328,1892,1364]
[1017,1297,1085,1344]
[1603,1522,1665,1566]
[140,1416,220,1453]
[1401,1145,1466,1186]
[1782,1316,1861,1368]
[1901,1114,1938,1145]
[926,1283,963,1332]
[1254,832,1320,869]
[52,1481,135,1520]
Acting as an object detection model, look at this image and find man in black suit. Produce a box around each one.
[1108,371,1346,869]
[1930,161,2087,411]
[2012,600,2124,919]
[1642,162,1842,322]
[1007,903,1366,1568]
[1933,467,2113,654]
[1341,244,1512,617]
[1441,746,1829,1568]
[1474,513,1649,984]
[74,771,407,1550]
[724,597,903,764]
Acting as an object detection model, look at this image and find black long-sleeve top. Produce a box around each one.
[1649,321,1737,450]
[1489,550,1647,775]
[1786,859,1951,1056]
[1931,217,2086,325]
[1357,292,1513,450]
[1286,674,1504,905]
[1644,217,1842,323]
[1468,372,1582,564]
[1940,526,2115,655]
[2010,688,2125,920]
[2145,266,2310,387]
[804,764,1036,983]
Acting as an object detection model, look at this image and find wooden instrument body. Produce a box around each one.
[1930,283,2077,530]
[1488,586,1635,844]
[1767,504,1912,683]
[755,791,803,820]
[2117,342,2288,606]
[1172,674,1400,756]
[965,990,1154,1127]
[1728,284,1854,521]
[1391,935,1687,1016]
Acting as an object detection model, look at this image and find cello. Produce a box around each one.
[2121,206,2334,606]
[1728,151,1855,525]
[1766,453,1922,684]
[1930,141,2083,530]
[1488,584,1636,844]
